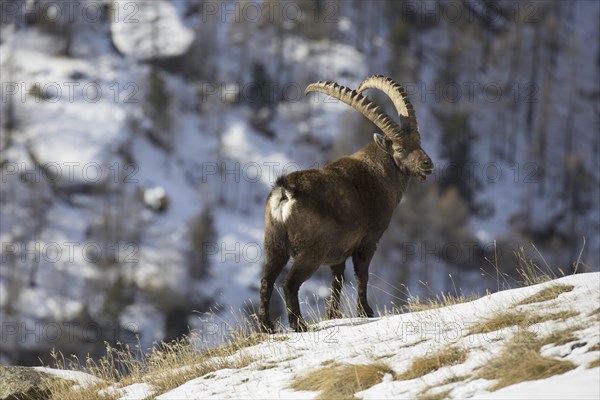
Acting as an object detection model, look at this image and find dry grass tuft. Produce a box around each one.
[44,329,266,399]
[146,332,260,396]
[396,347,467,381]
[404,293,480,313]
[291,362,393,399]
[43,346,130,400]
[542,310,580,321]
[440,375,468,385]
[150,353,254,395]
[516,284,575,306]
[539,326,580,347]
[215,332,273,353]
[468,310,579,335]
[588,343,600,352]
[513,245,555,286]
[478,331,576,391]
[417,389,452,400]
[254,362,277,371]
[43,379,116,400]
[589,357,600,369]
[416,375,466,400]
[469,311,529,335]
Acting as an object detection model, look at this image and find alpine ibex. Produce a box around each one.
[259,75,433,332]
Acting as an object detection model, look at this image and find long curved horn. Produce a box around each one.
[357,75,418,133]
[305,81,403,138]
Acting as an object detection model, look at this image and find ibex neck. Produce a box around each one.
[389,162,411,205]
[354,143,411,205]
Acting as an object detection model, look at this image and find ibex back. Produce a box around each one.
[259,76,433,332]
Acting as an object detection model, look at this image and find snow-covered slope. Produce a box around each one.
[49,273,600,399]
[1,0,599,367]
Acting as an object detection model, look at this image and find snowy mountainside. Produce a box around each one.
[0,1,374,363]
[1,0,599,367]
[39,273,600,399]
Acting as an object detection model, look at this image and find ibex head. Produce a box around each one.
[306,75,433,180]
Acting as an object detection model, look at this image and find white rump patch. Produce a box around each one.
[269,189,294,222]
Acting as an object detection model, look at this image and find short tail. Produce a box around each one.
[267,177,295,223]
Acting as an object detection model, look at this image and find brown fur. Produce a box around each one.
[260,138,432,331]
[259,79,433,332]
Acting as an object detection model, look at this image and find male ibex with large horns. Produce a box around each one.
[259,75,433,332]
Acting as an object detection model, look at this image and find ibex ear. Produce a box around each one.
[373,133,390,154]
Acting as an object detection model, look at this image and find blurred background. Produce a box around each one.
[0,0,598,366]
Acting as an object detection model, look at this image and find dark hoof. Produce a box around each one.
[290,319,309,332]
[358,306,374,318]
[258,319,275,334]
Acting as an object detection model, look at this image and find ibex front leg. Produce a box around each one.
[353,244,376,318]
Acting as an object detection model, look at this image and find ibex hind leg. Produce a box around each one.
[282,252,323,332]
[326,262,346,320]
[259,238,289,333]
[353,244,376,318]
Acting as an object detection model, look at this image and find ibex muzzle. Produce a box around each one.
[259,75,433,332]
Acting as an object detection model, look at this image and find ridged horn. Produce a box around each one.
[305,81,402,138]
[357,75,418,133]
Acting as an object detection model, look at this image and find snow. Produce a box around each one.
[111,0,194,60]
[143,187,167,210]
[1,0,598,374]
[105,273,599,399]
[33,366,103,386]
[108,382,154,400]
[477,367,599,400]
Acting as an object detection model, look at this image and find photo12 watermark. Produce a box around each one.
[1,81,139,104]
[1,321,140,345]
[194,161,539,186]
[0,1,139,24]
[1,241,139,265]
[1,161,139,185]
[198,81,539,105]
[196,1,339,24]
[199,240,544,266]
[396,1,540,24]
